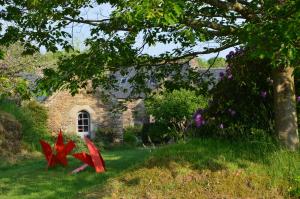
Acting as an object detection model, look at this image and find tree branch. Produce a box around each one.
[200,0,256,20]
[63,17,110,26]
[137,42,239,68]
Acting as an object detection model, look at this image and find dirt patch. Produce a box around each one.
[0,111,22,155]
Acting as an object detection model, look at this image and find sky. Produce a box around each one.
[55,3,234,60]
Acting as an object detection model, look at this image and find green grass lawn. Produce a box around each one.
[0,148,150,199]
[1,138,300,199]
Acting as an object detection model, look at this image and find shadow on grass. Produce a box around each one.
[144,138,299,175]
[0,148,150,199]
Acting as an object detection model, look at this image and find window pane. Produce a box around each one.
[78,111,90,133]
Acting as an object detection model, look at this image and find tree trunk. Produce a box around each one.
[272,67,299,150]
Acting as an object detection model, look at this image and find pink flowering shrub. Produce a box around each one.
[196,48,277,138]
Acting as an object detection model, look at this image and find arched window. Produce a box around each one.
[77,111,90,133]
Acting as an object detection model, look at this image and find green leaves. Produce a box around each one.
[145,89,207,131]
[240,1,300,67]
[0,0,299,96]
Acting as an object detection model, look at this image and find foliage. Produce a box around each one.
[123,126,143,147]
[0,111,22,155]
[94,128,115,149]
[146,89,207,132]
[2,0,299,147]
[93,127,138,150]
[0,77,31,101]
[3,0,294,97]
[124,125,143,135]
[196,57,208,68]
[0,43,59,100]
[22,101,48,128]
[62,133,89,153]
[191,48,275,138]
[140,123,172,144]
[0,43,36,100]
[123,131,139,147]
[0,99,50,151]
[207,57,226,68]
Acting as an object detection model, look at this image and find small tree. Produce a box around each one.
[0,43,41,100]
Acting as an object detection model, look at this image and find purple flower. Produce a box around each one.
[219,123,224,129]
[219,72,225,78]
[226,51,235,59]
[260,91,267,98]
[194,114,205,128]
[225,68,233,79]
[297,96,300,103]
[193,109,205,128]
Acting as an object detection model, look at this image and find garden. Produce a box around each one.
[1,0,300,198]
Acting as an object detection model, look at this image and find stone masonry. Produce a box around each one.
[44,89,147,141]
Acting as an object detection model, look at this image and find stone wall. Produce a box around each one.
[122,99,148,128]
[43,90,147,141]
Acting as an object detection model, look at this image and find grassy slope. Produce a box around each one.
[1,138,300,199]
[84,138,300,199]
[0,100,50,151]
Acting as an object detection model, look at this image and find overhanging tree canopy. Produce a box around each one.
[1,0,299,149]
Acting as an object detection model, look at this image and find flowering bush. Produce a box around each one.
[195,48,276,138]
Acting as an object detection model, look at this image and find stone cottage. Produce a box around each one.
[44,88,147,142]
[39,59,225,141]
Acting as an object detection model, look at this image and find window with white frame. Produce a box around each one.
[77,111,90,133]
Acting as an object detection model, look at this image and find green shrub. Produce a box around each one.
[124,125,143,135]
[23,101,48,129]
[93,128,116,149]
[141,123,172,144]
[146,89,207,133]
[123,131,138,147]
[96,128,114,142]
[145,89,207,142]
[0,99,50,151]
[62,133,88,153]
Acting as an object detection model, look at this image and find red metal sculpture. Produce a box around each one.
[40,130,75,168]
[72,137,105,173]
